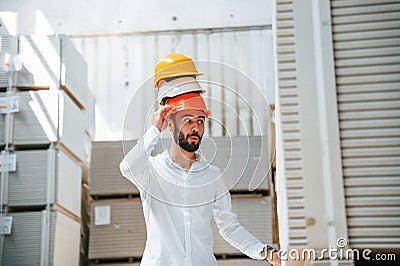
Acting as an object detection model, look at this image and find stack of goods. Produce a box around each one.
[86,140,141,264]
[0,34,93,266]
[208,137,273,264]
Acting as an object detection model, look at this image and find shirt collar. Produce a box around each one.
[163,150,208,169]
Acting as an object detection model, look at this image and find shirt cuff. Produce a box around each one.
[143,125,161,153]
[254,242,268,260]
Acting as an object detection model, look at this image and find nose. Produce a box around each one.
[191,123,199,133]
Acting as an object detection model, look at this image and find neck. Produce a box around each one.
[169,142,196,172]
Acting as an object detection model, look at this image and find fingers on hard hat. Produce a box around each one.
[161,105,175,121]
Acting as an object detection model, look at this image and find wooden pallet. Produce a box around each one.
[6,202,81,224]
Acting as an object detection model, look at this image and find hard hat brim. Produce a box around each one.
[158,79,206,105]
[154,72,203,88]
[162,92,211,120]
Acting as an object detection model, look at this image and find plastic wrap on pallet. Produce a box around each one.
[88,199,146,260]
[90,140,139,195]
[17,34,88,109]
[212,196,273,255]
[11,90,85,161]
[82,132,92,185]
[153,136,270,192]
[3,148,82,218]
[81,184,91,238]
[1,210,80,266]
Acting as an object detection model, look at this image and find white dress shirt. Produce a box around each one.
[120,125,266,266]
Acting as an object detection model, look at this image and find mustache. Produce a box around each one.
[186,132,201,138]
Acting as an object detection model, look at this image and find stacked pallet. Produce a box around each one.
[86,140,141,265]
[87,137,273,265]
[0,34,92,266]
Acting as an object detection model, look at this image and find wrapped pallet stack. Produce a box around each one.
[87,136,273,265]
[209,137,273,264]
[86,140,142,265]
[0,34,93,266]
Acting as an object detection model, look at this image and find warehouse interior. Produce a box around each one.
[0,0,399,266]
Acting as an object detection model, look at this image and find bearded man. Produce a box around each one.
[120,54,280,266]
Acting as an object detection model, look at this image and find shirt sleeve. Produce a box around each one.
[212,177,267,260]
[119,125,160,191]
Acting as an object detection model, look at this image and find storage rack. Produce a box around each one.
[0,34,93,266]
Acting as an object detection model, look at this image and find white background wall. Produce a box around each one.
[0,0,275,140]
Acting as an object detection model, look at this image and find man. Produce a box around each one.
[120,54,280,266]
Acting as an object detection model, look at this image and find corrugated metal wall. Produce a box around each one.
[70,28,275,140]
[275,0,400,255]
[275,0,307,248]
[331,0,400,249]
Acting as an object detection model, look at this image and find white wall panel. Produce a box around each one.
[0,0,272,35]
[71,29,275,140]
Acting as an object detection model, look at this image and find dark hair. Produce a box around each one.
[162,75,196,83]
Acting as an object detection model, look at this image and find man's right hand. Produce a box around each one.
[266,249,281,266]
[152,105,175,132]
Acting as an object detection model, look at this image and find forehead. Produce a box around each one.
[174,110,206,119]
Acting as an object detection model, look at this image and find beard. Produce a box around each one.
[173,123,203,152]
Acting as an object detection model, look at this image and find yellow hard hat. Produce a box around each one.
[154,53,203,88]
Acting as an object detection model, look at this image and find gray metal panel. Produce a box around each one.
[207,136,270,192]
[7,150,49,206]
[13,90,58,145]
[212,196,272,255]
[331,0,400,249]
[6,149,82,217]
[49,211,57,266]
[0,111,5,145]
[275,0,307,248]
[2,211,43,265]
[2,210,79,266]
[0,35,17,88]
[16,35,88,109]
[88,199,146,259]
[0,93,13,148]
[90,140,139,195]
[153,136,270,192]
[13,90,85,161]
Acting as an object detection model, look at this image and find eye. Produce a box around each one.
[197,120,204,125]
[184,118,192,123]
